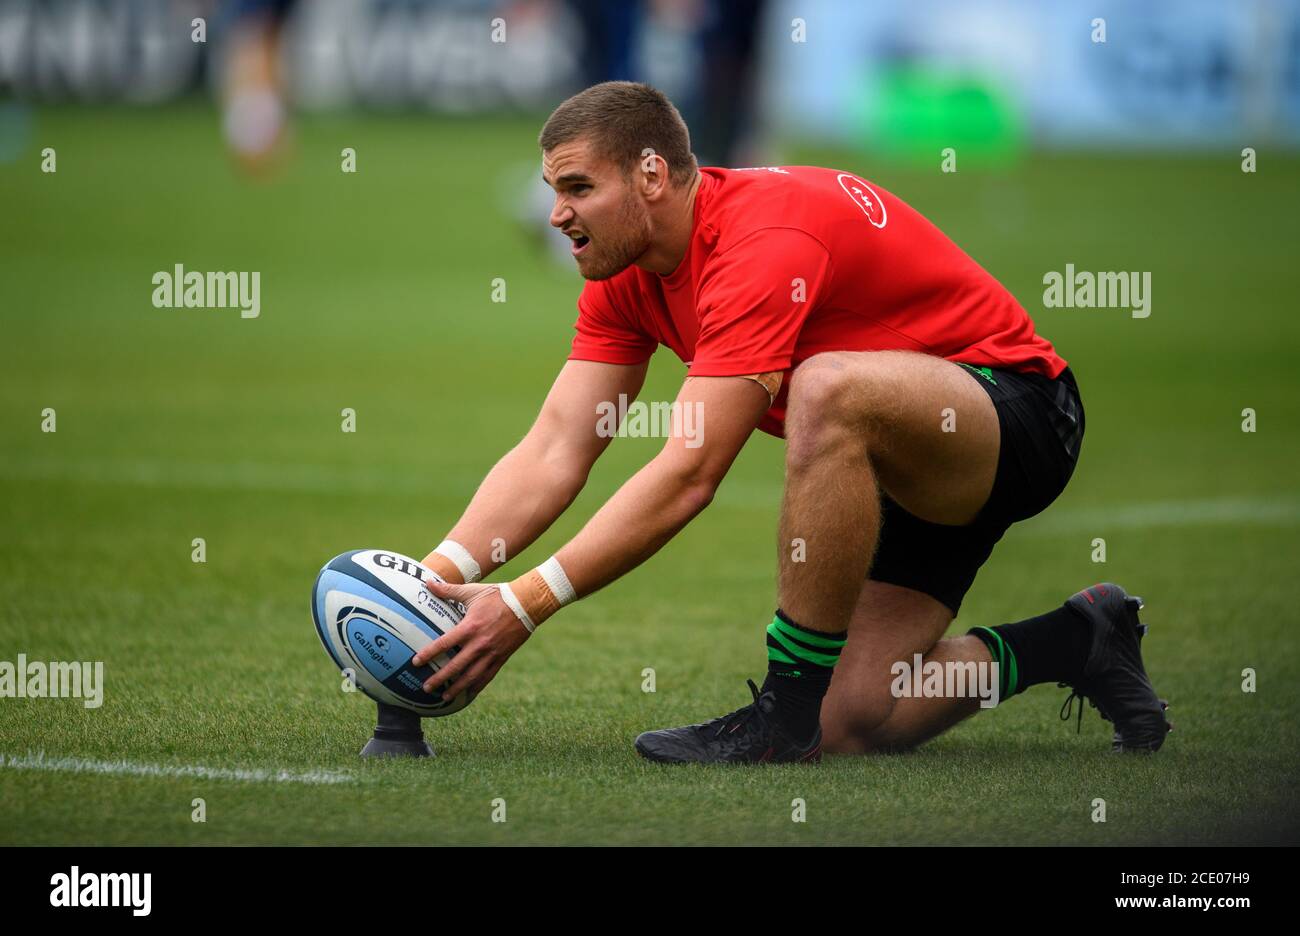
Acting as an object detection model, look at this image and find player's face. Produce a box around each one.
[543,139,651,281]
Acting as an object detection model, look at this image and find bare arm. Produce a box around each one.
[413,373,770,701]
[554,374,771,597]
[423,359,648,580]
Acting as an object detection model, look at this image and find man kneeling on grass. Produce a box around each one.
[412,82,1171,763]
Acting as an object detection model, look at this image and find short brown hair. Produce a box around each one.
[539,81,697,186]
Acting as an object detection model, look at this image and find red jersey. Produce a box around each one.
[568,166,1066,438]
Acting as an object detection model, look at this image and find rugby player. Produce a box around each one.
[412,82,1171,763]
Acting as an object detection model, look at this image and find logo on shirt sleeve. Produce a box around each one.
[836,173,887,229]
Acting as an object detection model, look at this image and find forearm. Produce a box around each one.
[554,454,715,598]
[424,437,588,581]
[434,373,764,631]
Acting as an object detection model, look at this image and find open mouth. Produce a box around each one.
[569,233,590,256]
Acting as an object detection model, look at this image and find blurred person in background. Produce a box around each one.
[528,0,768,261]
[218,0,298,173]
[689,0,767,167]
[569,0,767,169]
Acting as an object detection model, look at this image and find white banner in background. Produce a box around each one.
[764,0,1300,147]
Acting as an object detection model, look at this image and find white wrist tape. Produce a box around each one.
[496,583,536,634]
[536,556,576,607]
[433,539,482,583]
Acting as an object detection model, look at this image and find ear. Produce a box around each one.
[637,148,669,199]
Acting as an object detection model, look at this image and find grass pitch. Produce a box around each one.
[1,104,1298,845]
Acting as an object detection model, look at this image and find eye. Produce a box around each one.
[570,184,591,195]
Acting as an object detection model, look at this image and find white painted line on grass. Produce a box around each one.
[2,455,1298,531]
[0,750,358,786]
[0,454,456,497]
[1018,495,1300,536]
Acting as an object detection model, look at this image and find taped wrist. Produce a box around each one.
[420,552,463,584]
[421,539,481,585]
[504,556,576,631]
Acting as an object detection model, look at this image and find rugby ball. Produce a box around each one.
[311,548,473,716]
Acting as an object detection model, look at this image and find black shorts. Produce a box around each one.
[867,363,1085,616]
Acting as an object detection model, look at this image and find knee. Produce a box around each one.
[821,718,919,756]
[820,690,896,755]
[785,353,873,470]
[821,720,873,755]
[788,352,860,415]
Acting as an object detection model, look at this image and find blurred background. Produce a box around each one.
[1,0,1298,845]
[3,0,1299,166]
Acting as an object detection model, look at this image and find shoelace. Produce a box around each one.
[707,679,770,739]
[1058,682,1097,734]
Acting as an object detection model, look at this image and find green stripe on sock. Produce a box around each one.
[969,625,1019,697]
[767,624,842,668]
[767,645,798,666]
[769,615,848,650]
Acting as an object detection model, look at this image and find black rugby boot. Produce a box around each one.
[635,679,823,764]
[1058,583,1172,753]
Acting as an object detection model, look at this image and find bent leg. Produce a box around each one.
[778,350,1000,635]
[861,635,993,751]
[821,581,994,754]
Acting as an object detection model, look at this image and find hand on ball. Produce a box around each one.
[413,580,532,702]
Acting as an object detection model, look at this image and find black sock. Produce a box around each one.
[761,609,846,742]
[968,603,1093,699]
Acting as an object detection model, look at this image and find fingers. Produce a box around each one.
[440,657,492,702]
[426,578,488,604]
[411,634,451,668]
[422,639,494,698]
[422,650,467,693]
[415,580,502,667]
[415,582,516,698]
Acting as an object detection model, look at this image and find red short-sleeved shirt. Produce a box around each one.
[569,166,1066,438]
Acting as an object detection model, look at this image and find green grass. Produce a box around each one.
[1,104,1298,845]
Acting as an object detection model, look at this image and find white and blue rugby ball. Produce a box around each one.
[311,548,474,717]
